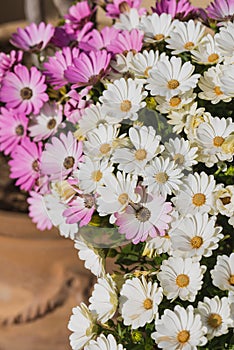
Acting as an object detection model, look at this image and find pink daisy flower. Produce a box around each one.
[64,88,91,124]
[63,194,95,226]
[106,0,146,19]
[152,0,196,20]
[79,26,120,52]
[43,47,80,90]
[64,1,93,34]
[9,137,42,191]
[28,191,53,231]
[115,187,172,244]
[206,0,234,21]
[107,29,144,55]
[41,131,83,180]
[50,27,77,48]
[65,50,111,88]
[0,50,23,82]
[10,22,54,52]
[0,107,28,155]
[0,64,48,115]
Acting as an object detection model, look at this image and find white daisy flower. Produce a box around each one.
[96,171,140,220]
[191,34,223,65]
[194,116,234,167]
[112,125,163,175]
[68,303,96,350]
[220,64,234,97]
[197,296,232,340]
[84,334,125,350]
[100,78,147,122]
[109,52,134,81]
[146,56,200,99]
[163,137,198,171]
[166,19,205,54]
[215,21,234,57]
[184,102,212,141]
[76,156,114,194]
[115,8,141,30]
[84,124,120,159]
[119,276,163,329]
[211,185,234,219]
[211,253,234,292]
[167,108,188,134]
[139,13,173,43]
[198,65,232,104]
[152,305,207,349]
[157,256,206,302]
[170,213,223,260]
[89,274,118,323]
[172,172,217,215]
[142,156,184,197]
[156,89,196,114]
[74,239,105,277]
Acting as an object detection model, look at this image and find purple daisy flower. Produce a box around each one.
[152,0,196,20]
[107,29,144,55]
[50,27,77,49]
[65,50,111,88]
[0,64,48,115]
[106,0,146,19]
[79,26,120,52]
[10,22,54,52]
[206,0,234,21]
[9,137,42,191]
[64,88,91,124]
[64,1,94,34]
[0,50,23,82]
[0,107,28,155]
[63,194,95,226]
[43,47,80,90]
[28,191,53,231]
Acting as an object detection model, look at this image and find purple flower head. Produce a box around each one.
[64,88,91,124]
[65,50,111,88]
[50,26,77,48]
[106,0,146,19]
[152,0,197,20]
[43,47,80,90]
[28,191,53,231]
[0,107,28,156]
[64,1,94,34]
[0,50,23,82]
[63,194,95,226]
[10,22,55,52]
[206,0,234,21]
[107,29,144,55]
[0,64,48,115]
[9,137,42,191]
[79,26,120,52]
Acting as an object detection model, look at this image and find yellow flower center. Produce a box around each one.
[99,143,111,154]
[168,79,180,90]
[208,53,219,63]
[229,275,234,285]
[154,33,165,41]
[118,193,129,205]
[208,313,222,328]
[92,170,103,182]
[184,41,195,50]
[176,274,190,287]
[63,156,75,169]
[192,193,206,207]
[143,298,153,310]
[177,330,190,343]
[135,149,147,161]
[191,236,203,249]
[173,153,184,165]
[214,86,223,96]
[155,172,169,184]
[213,136,225,147]
[144,66,152,77]
[120,99,132,112]
[170,96,181,107]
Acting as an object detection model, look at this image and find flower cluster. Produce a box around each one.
[0,0,234,349]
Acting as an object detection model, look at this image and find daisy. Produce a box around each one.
[115,186,172,244]
[107,29,144,55]
[10,22,54,52]
[129,50,164,82]
[157,256,206,302]
[89,274,118,323]
[106,0,145,19]
[198,65,232,104]
[184,102,212,141]
[112,126,163,174]
[100,78,147,122]
[84,334,125,350]
[143,156,184,197]
[211,185,234,219]
[220,64,234,97]
[206,0,234,21]
[41,131,83,181]
[152,305,207,349]
[191,34,223,65]
[27,191,53,231]
[115,8,141,30]
[68,303,97,350]
[156,89,196,114]
[0,50,23,81]
[65,50,111,88]
[166,19,205,54]
[172,172,217,215]
[43,47,80,90]
[0,64,48,115]
[166,108,188,134]
[139,13,173,43]
[64,88,90,125]
[197,296,232,340]
[76,156,114,194]
[211,253,234,292]
[8,137,42,191]
[143,233,173,256]
[215,22,234,57]
[163,137,198,171]
[28,102,63,141]
[119,276,163,329]
[146,56,200,99]
[63,194,95,227]
[170,213,223,260]
[74,239,105,277]
[80,26,119,52]
[64,1,92,34]
[152,0,196,20]
[0,107,28,155]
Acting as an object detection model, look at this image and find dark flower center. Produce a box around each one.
[136,207,151,222]
[32,160,39,172]
[47,118,57,130]
[15,124,24,136]
[20,87,33,100]
[63,156,75,169]
[84,194,95,209]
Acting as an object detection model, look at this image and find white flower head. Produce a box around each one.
[84,334,126,350]
[115,8,141,30]
[119,276,163,329]
[157,256,206,302]
[211,185,234,218]
[152,305,207,349]
[139,12,173,43]
[156,89,196,114]
[211,253,234,292]
[215,22,234,57]
[184,102,212,141]
[192,34,223,65]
